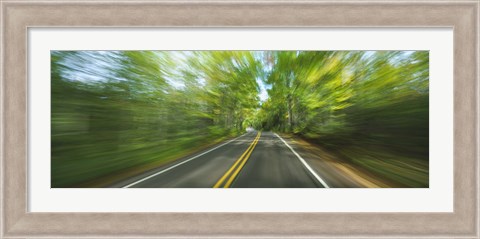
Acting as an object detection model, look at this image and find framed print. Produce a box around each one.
[1,0,478,238]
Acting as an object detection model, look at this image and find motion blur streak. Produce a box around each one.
[51,51,428,188]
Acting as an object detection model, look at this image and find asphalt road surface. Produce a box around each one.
[114,131,332,188]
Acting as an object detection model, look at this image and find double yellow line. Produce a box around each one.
[213,132,261,188]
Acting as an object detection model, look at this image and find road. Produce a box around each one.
[113,131,385,188]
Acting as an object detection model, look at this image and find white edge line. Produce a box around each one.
[123,133,248,188]
[274,133,330,188]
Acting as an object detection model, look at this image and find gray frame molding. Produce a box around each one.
[1,1,478,238]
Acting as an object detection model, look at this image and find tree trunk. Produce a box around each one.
[287,94,293,131]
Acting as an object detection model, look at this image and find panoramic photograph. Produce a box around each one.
[51,50,429,188]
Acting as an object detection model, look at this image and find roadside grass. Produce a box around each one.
[52,132,241,188]
[340,147,428,188]
[283,133,429,188]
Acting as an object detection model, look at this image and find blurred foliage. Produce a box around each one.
[52,50,428,188]
[253,51,429,187]
[52,51,260,187]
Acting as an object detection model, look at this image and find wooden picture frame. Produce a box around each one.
[1,0,478,238]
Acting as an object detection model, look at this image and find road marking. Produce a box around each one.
[274,133,330,188]
[223,132,261,188]
[213,132,261,188]
[122,133,248,188]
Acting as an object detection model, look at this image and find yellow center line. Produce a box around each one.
[213,132,261,188]
[223,132,261,188]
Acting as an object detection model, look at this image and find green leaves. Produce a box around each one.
[254,50,429,187]
[51,51,262,187]
[257,51,429,138]
[51,50,429,187]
